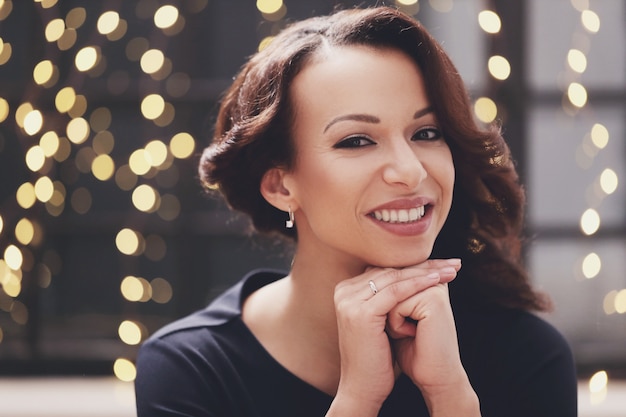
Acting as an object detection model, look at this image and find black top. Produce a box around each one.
[135,270,578,417]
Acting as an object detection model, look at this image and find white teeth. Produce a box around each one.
[373,206,425,224]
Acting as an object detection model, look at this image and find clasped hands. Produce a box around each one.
[332,258,467,412]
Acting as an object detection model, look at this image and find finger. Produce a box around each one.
[362,272,442,316]
[386,284,450,339]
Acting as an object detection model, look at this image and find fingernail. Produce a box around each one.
[446,258,461,265]
[441,267,457,275]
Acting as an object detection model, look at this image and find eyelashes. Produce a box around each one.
[333,127,443,149]
[411,127,443,141]
[333,135,376,149]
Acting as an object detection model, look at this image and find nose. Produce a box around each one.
[381,140,427,189]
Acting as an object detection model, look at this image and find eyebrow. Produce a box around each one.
[323,106,434,133]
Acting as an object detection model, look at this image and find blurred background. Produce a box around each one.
[0,0,624,415]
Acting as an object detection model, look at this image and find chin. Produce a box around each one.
[368,248,433,269]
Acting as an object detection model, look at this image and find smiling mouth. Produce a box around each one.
[371,206,426,224]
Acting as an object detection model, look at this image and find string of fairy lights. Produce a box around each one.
[0,0,205,381]
[0,0,622,398]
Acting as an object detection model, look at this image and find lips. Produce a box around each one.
[372,206,425,223]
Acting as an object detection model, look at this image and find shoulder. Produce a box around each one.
[455,307,577,416]
[456,307,575,370]
[139,268,286,360]
[135,269,286,417]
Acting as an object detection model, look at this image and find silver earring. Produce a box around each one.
[286,207,294,228]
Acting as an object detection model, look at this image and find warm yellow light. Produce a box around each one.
[615,289,626,314]
[91,154,115,181]
[581,9,600,33]
[474,97,497,123]
[567,82,587,108]
[40,131,60,156]
[567,49,587,73]
[580,208,600,235]
[34,176,54,203]
[0,215,3,235]
[45,18,65,42]
[396,0,418,5]
[0,97,9,122]
[488,55,511,80]
[16,182,36,209]
[33,60,54,85]
[129,149,151,175]
[120,275,144,301]
[25,146,46,172]
[132,184,159,212]
[0,40,11,65]
[603,290,617,315]
[581,252,601,279]
[599,169,618,195]
[15,102,33,127]
[1,270,21,298]
[55,86,76,113]
[118,320,142,345]
[141,94,165,120]
[37,0,58,8]
[116,228,142,256]
[258,36,274,52]
[590,123,609,149]
[150,277,173,303]
[66,117,89,144]
[145,140,168,167]
[170,132,195,159]
[589,371,608,393]
[75,46,98,72]
[140,49,164,74]
[15,218,35,246]
[97,11,119,35]
[4,244,23,270]
[154,5,179,29]
[24,110,43,135]
[256,0,282,14]
[113,358,136,382]
[478,10,501,34]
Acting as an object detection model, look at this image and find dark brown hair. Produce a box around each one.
[199,6,549,312]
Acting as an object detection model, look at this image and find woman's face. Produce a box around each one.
[282,45,455,269]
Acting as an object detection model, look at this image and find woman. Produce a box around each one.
[135,6,577,416]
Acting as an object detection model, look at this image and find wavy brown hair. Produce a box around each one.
[199,6,549,312]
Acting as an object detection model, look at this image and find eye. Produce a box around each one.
[411,127,443,141]
[333,135,376,149]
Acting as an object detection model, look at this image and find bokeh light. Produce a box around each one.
[478,10,501,34]
[474,97,498,123]
[580,208,600,235]
[113,358,136,382]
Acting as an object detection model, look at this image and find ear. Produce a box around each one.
[260,168,297,212]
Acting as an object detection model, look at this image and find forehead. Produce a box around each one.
[288,45,429,126]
